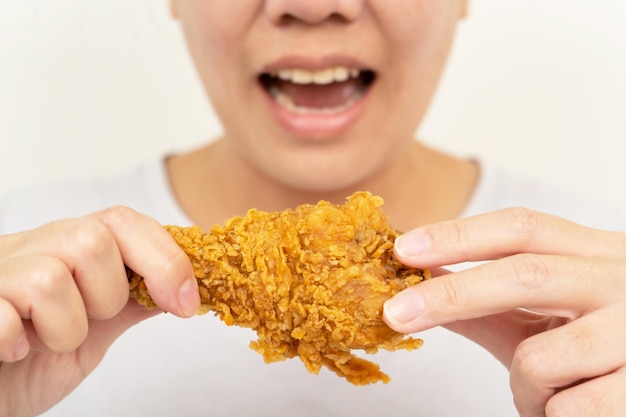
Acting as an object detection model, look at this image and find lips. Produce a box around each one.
[258,63,377,138]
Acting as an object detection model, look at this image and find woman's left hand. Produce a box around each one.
[383,207,626,417]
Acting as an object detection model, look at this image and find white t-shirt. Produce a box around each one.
[1,158,623,417]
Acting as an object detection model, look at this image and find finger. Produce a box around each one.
[0,255,88,353]
[383,254,620,333]
[39,217,129,319]
[19,208,200,318]
[9,217,132,320]
[94,207,199,317]
[0,298,29,362]
[394,207,626,268]
[544,369,626,417]
[511,307,626,416]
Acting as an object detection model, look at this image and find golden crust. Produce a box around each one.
[128,191,429,385]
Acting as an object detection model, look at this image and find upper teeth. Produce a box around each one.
[270,67,361,85]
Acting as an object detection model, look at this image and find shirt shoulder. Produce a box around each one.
[0,158,192,234]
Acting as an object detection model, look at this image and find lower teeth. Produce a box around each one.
[270,86,361,115]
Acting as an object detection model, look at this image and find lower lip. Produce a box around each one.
[260,84,372,141]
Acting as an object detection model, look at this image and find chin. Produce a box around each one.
[272,164,375,195]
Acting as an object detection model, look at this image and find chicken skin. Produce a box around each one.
[128,192,429,385]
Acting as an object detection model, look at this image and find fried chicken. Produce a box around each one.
[128,191,429,385]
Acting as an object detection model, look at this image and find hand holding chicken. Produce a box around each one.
[384,208,626,416]
[0,207,199,417]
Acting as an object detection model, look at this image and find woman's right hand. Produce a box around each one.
[0,207,200,417]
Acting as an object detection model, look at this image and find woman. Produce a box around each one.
[1,1,625,416]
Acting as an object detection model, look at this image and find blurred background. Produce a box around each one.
[1,0,625,215]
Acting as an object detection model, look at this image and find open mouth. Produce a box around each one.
[259,67,376,115]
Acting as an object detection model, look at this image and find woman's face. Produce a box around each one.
[171,0,467,192]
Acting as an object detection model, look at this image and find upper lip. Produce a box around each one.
[259,54,374,75]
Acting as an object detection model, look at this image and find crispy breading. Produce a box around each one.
[128,192,429,385]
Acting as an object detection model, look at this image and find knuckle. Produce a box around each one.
[513,337,552,384]
[509,253,551,291]
[426,219,472,259]
[98,205,139,227]
[71,219,115,258]
[16,257,89,353]
[140,246,194,312]
[505,207,543,242]
[437,275,467,309]
[446,219,469,247]
[28,257,72,302]
[161,247,192,281]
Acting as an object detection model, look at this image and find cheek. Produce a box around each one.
[177,1,258,70]
[380,3,460,118]
[378,1,460,59]
[177,6,256,119]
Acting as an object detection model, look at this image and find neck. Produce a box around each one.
[167,139,478,232]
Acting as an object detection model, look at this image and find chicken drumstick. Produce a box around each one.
[128,192,429,385]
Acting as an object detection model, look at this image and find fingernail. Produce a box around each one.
[384,290,425,326]
[13,333,29,361]
[395,229,431,258]
[178,278,200,317]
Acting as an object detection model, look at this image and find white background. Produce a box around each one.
[1,0,625,216]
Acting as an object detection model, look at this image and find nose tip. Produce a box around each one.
[265,0,363,25]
